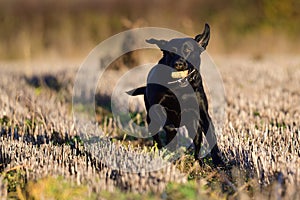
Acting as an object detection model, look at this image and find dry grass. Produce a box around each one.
[0,64,186,199]
[0,54,299,199]
[216,55,300,198]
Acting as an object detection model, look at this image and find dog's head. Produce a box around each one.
[146,23,210,73]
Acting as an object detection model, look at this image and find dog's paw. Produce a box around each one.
[212,156,226,168]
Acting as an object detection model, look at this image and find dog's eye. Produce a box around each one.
[182,42,194,57]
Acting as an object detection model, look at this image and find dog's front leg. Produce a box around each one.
[147,115,163,148]
[185,120,203,162]
[164,124,177,151]
[152,134,163,149]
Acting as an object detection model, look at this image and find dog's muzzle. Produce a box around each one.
[174,59,187,71]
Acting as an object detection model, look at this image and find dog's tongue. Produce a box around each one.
[171,70,189,79]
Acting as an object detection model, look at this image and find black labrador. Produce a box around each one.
[127,23,223,166]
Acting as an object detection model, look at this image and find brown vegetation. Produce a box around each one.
[0,0,299,59]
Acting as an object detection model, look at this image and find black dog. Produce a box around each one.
[127,24,223,166]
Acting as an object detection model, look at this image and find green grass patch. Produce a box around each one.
[2,166,27,199]
[22,176,95,200]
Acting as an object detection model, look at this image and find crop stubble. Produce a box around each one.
[0,56,299,198]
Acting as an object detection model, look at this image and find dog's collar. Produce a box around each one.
[167,69,196,87]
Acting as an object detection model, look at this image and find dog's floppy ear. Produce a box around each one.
[146,38,168,49]
[194,23,210,49]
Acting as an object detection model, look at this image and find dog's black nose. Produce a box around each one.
[174,60,187,70]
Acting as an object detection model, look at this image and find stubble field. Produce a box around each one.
[0,54,299,199]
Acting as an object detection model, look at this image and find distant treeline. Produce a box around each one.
[0,0,299,59]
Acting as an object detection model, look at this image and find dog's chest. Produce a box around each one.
[146,64,202,105]
[146,82,198,107]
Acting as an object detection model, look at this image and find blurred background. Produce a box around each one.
[0,0,299,60]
